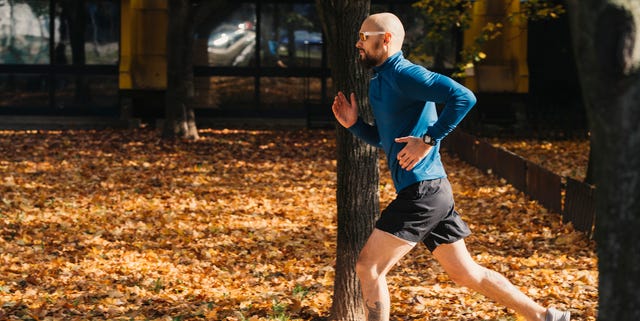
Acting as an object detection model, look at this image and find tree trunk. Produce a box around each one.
[164,0,199,140]
[316,2,377,321]
[60,0,90,104]
[163,0,231,140]
[566,1,640,319]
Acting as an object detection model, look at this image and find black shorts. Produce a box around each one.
[376,177,471,252]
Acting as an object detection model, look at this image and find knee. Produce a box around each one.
[447,265,486,288]
[355,255,380,282]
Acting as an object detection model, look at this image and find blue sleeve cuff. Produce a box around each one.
[347,118,382,147]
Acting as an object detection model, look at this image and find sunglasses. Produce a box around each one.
[359,31,386,41]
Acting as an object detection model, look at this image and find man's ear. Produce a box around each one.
[384,32,391,44]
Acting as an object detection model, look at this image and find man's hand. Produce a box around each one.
[395,136,432,170]
[332,91,358,128]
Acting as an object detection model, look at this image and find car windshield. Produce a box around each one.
[209,25,246,48]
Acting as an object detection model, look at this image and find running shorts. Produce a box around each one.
[375,177,471,252]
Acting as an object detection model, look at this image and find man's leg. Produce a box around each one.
[433,239,547,321]
[356,228,416,321]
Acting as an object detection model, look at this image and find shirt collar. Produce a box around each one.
[373,51,403,73]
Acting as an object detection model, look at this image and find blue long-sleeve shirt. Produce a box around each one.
[348,52,476,192]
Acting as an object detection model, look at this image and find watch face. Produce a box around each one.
[423,135,435,145]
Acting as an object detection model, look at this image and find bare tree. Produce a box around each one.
[566,1,640,319]
[316,1,378,320]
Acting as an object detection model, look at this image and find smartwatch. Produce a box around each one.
[422,134,436,146]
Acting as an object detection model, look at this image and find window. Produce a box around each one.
[0,0,120,115]
[195,3,256,67]
[0,74,49,109]
[0,0,50,64]
[193,76,256,112]
[54,0,119,65]
[260,3,322,68]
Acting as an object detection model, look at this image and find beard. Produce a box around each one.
[359,53,380,69]
[358,42,384,69]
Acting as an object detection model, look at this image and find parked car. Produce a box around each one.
[207,22,255,67]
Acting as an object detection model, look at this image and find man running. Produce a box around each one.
[331,12,570,321]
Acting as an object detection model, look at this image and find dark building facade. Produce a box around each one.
[0,0,583,134]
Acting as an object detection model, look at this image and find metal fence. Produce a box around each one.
[443,131,595,238]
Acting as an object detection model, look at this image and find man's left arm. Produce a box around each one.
[395,67,476,171]
[401,67,477,142]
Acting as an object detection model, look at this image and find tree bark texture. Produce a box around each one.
[164,0,199,139]
[566,1,640,319]
[316,2,377,321]
[164,0,232,140]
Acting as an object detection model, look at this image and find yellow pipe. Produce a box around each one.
[120,0,168,90]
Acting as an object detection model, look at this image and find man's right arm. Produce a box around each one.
[332,91,382,147]
[347,118,382,148]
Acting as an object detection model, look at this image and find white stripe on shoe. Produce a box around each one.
[546,307,570,321]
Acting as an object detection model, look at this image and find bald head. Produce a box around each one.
[362,12,405,53]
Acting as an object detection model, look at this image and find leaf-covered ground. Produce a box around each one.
[487,138,590,181]
[0,129,597,321]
